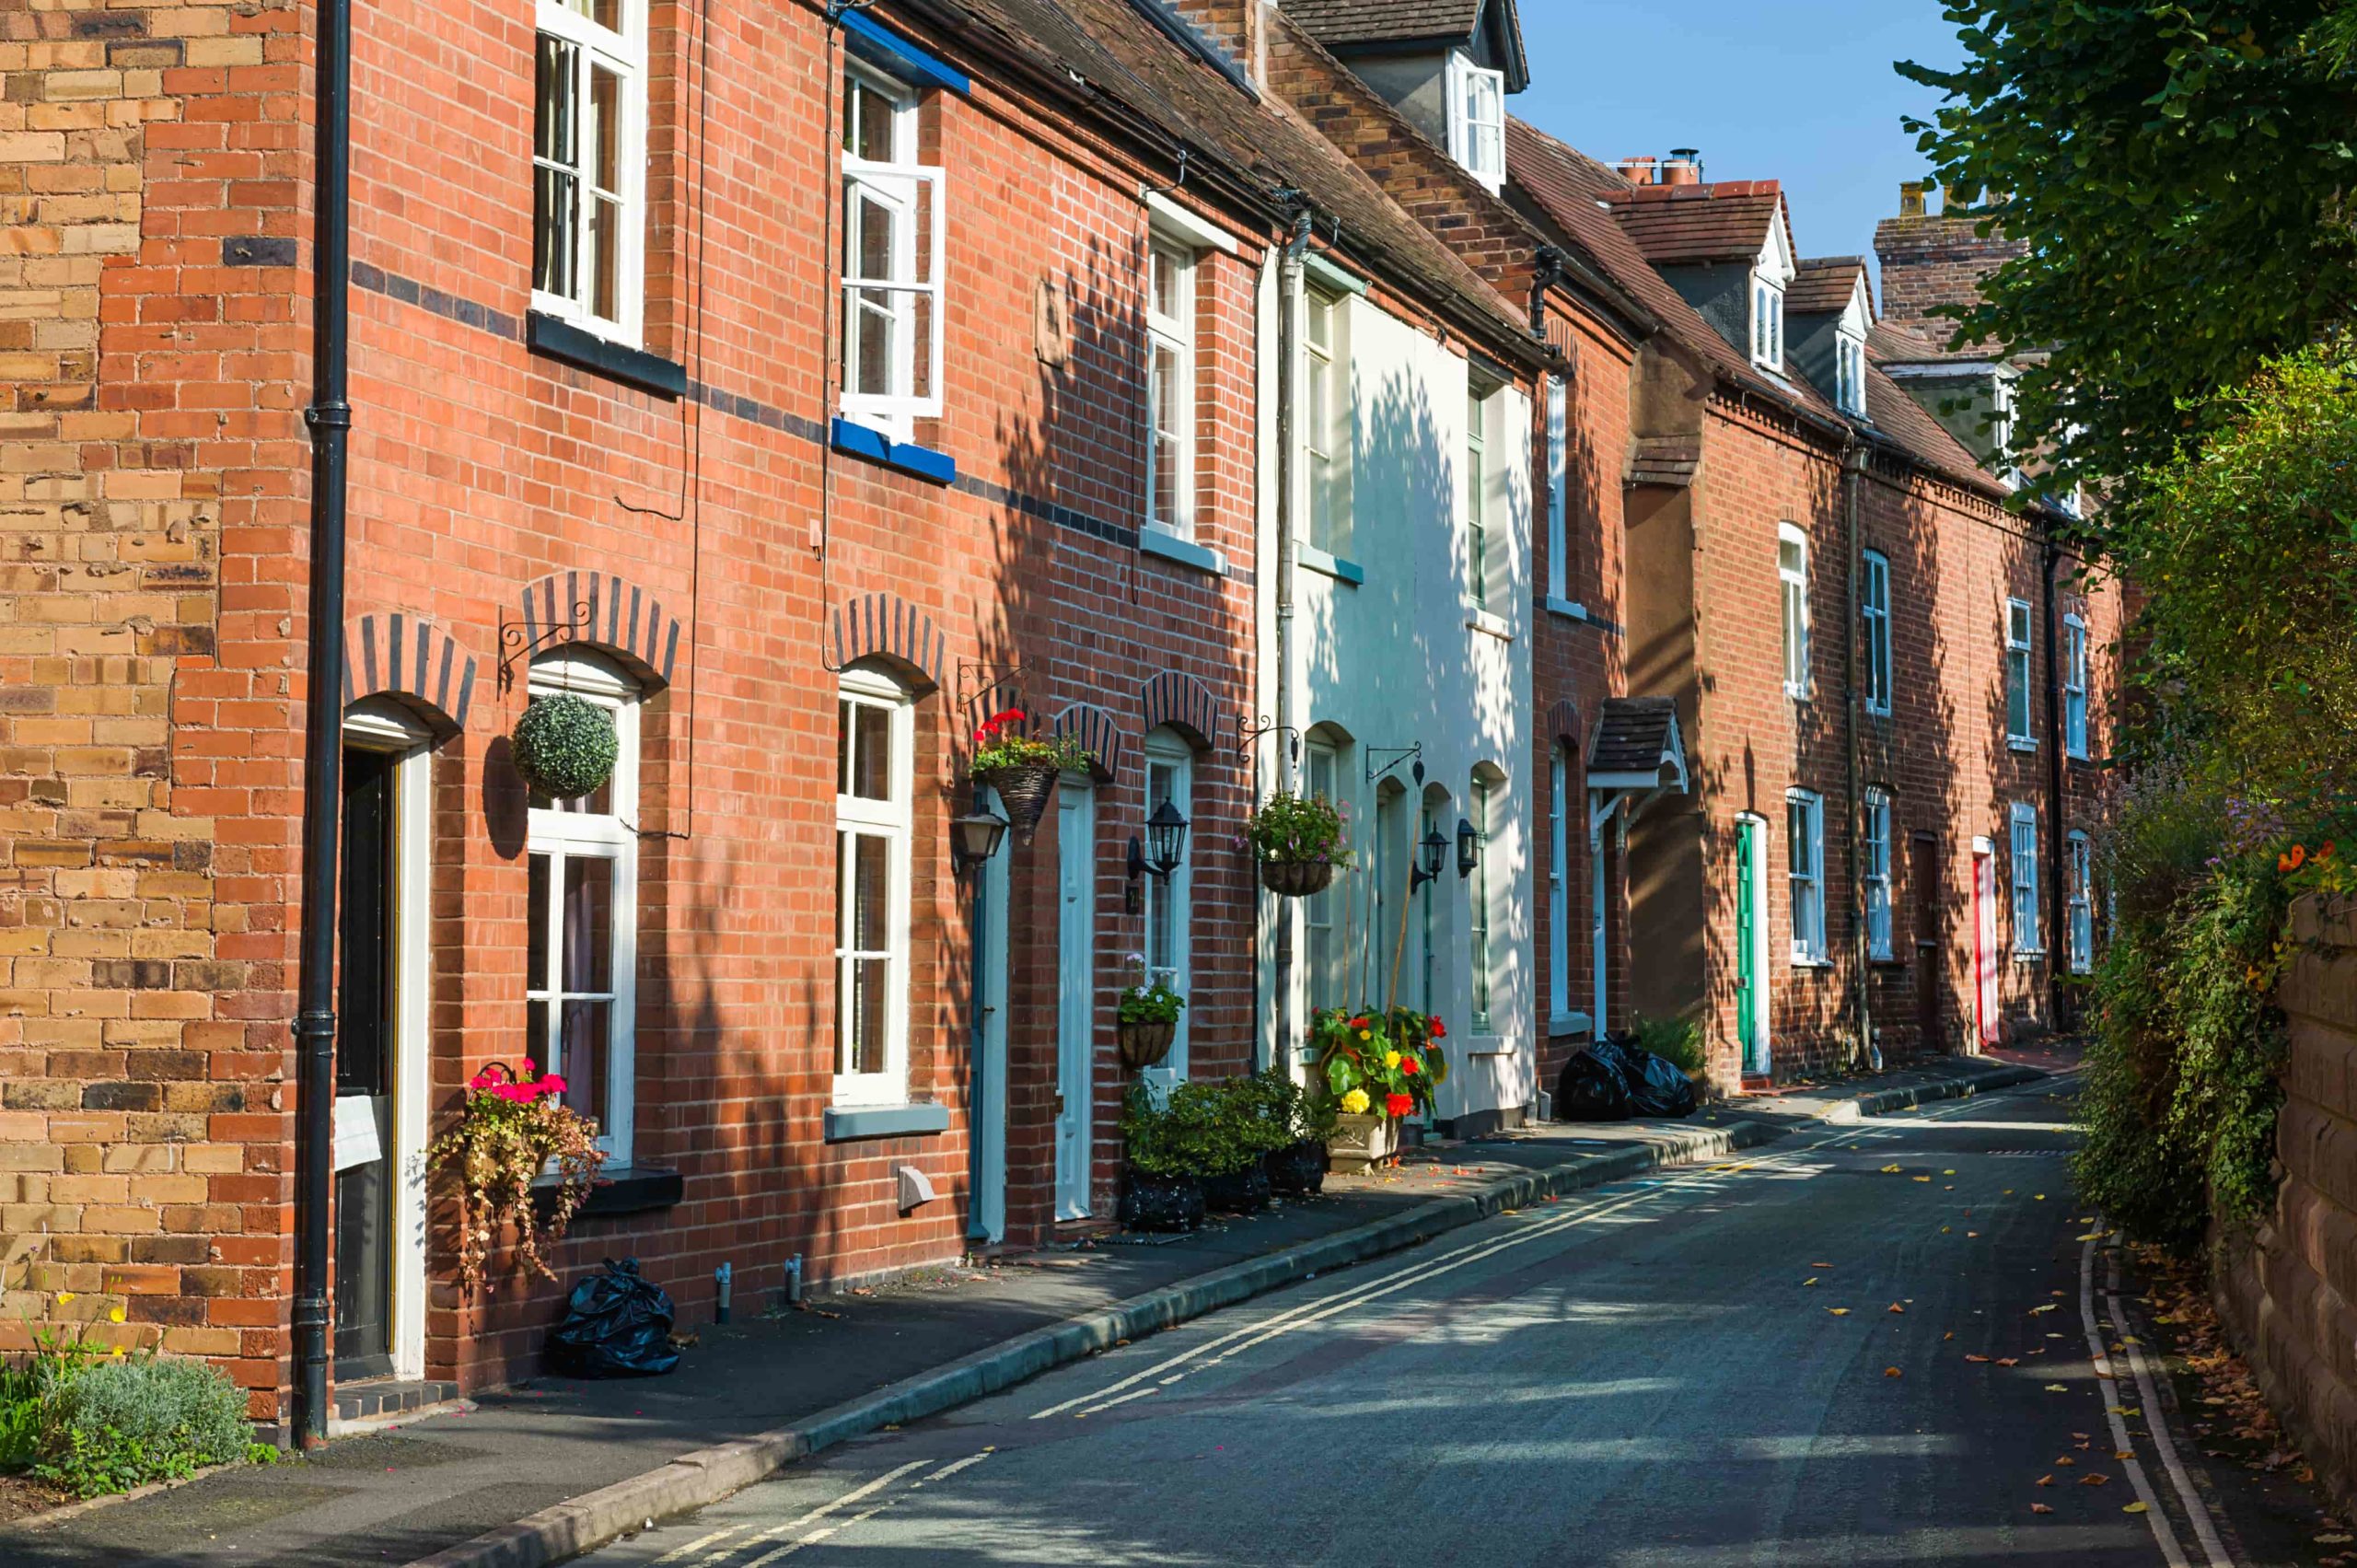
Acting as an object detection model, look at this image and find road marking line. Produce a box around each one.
[644,1527,742,1566]
[2103,1249,2236,1568]
[2080,1232,2189,1568]
[708,1459,927,1565]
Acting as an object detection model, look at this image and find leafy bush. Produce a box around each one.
[0,1365,41,1473]
[1628,1013,1704,1075]
[2074,772,2294,1254]
[1122,1074,1318,1178]
[32,1356,252,1499]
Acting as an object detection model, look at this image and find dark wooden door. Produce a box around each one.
[1910,835,1943,1052]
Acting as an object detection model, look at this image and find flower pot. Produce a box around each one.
[1117,1167,1204,1233]
[1264,1140,1329,1198]
[975,764,1059,842]
[1325,1111,1399,1175]
[1117,1019,1177,1072]
[1202,1162,1271,1214]
[1259,858,1337,899]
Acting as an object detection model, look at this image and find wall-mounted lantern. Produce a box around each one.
[951,807,1010,880]
[1124,798,1190,913]
[1409,823,1448,894]
[1456,818,1482,880]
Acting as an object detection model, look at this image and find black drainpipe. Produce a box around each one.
[291,0,354,1451]
[2041,531,2066,1029]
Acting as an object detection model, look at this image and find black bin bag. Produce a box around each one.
[548,1258,681,1378]
[1555,1040,1637,1121]
[1625,1048,1700,1120]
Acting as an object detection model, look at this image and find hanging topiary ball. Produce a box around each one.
[511,693,619,802]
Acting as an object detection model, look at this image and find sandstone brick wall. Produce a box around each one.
[2221,896,2357,1515]
[0,0,304,1416]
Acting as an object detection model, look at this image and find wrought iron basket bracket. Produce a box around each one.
[1237,714,1301,764]
[497,600,597,693]
[957,660,1027,723]
[1366,742,1423,785]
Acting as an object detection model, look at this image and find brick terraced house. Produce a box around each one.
[0,0,2119,1439]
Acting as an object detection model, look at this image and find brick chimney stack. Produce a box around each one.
[1169,0,1263,83]
[1873,180,2026,351]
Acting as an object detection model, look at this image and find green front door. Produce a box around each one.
[1736,819,1762,1074]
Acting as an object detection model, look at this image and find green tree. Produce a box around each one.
[1899,2,2357,511]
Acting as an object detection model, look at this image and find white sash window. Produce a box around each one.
[842,64,945,437]
[533,0,645,343]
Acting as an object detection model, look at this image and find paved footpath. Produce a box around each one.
[571,1076,2318,1568]
[1,1056,2063,1568]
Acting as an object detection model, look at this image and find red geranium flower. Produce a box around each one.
[1428,1017,1447,1040]
[1385,1093,1413,1120]
[1348,1016,1369,1030]
[1399,1056,1420,1075]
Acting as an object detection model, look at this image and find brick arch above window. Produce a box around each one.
[1547,700,1583,751]
[830,593,946,693]
[1140,670,1226,752]
[518,570,682,690]
[343,612,478,734]
[1052,703,1125,783]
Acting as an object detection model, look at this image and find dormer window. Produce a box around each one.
[1446,52,1506,193]
[1751,278,1783,371]
[1834,332,1866,415]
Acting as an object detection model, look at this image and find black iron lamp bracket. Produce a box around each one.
[1237,714,1301,765]
[497,600,597,693]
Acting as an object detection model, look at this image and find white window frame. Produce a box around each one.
[1466,379,1495,610]
[2010,802,2042,957]
[1548,742,1571,1025]
[1835,332,1867,415]
[832,667,916,1109]
[1864,786,1893,961]
[1304,285,1349,557]
[1303,738,1341,1013]
[2068,830,2094,975]
[840,62,946,439]
[1143,732,1195,1081]
[2063,612,2089,759]
[2005,598,2037,749]
[1469,774,1495,1033]
[1544,374,1569,602]
[1446,51,1506,193]
[1779,523,1810,700]
[1146,238,1198,538]
[1752,277,1784,371]
[1787,788,1826,965]
[526,649,642,1159]
[1862,548,1892,716]
[532,0,648,344]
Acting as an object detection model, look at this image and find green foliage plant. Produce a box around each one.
[1116,953,1185,1026]
[1628,1012,1706,1075]
[510,693,620,802]
[30,1355,251,1499]
[1307,1007,1447,1121]
[968,708,1090,777]
[1241,791,1352,865]
[1899,2,2357,505]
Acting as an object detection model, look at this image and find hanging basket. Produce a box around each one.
[975,764,1060,842]
[511,693,619,802]
[1259,858,1337,899]
[1117,1019,1177,1072]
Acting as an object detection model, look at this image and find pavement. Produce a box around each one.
[567,1069,2334,1567]
[0,1052,2048,1568]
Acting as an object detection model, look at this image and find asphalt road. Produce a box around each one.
[575,1078,2277,1568]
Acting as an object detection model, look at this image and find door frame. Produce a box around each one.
[1736,814,1771,1074]
[342,700,432,1382]
[1053,778,1096,1222]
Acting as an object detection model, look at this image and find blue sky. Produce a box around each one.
[1512,1,1967,281]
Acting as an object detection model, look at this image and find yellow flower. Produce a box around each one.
[108,1306,125,1324]
[1384,1051,1401,1070]
[55,1292,75,1306]
[1341,1088,1371,1115]
[1357,1028,1371,1041]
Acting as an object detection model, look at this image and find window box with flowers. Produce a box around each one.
[969,708,1088,842]
[427,1063,606,1295]
[1309,1006,1447,1172]
[1116,952,1186,1072]
[1243,789,1352,898]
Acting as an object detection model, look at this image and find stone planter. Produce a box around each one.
[1202,1162,1271,1214]
[1259,858,1337,899]
[1265,1140,1329,1198]
[974,763,1059,842]
[1117,1018,1177,1072]
[1117,1167,1204,1233]
[1326,1111,1400,1174]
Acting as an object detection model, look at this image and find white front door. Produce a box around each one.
[1054,781,1097,1220]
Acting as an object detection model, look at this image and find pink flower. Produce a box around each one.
[492,1082,536,1103]
[537,1074,568,1098]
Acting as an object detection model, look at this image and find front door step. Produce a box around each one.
[331,1376,459,1426]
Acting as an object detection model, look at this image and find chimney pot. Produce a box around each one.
[1617,156,1657,185]
[1661,148,1702,186]
[1900,180,1927,218]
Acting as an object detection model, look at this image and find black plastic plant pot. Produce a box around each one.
[1264,1140,1329,1198]
[1259,858,1338,899]
[975,764,1059,842]
[1201,1162,1271,1214]
[1118,1168,1205,1233]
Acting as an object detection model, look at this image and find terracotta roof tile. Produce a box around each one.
[1601,180,1786,266]
[1281,0,1483,43]
[1787,256,1870,317]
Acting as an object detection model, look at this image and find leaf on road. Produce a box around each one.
[1881,1165,1903,1174]
[2107,1407,2142,1417]
[2114,1450,2133,1461]
[2054,1457,2075,1467]
[2046,1384,2071,1392]
[2072,1433,2089,1440]
[1944,1169,1956,1175]
[1888,1303,1906,1314]
[2124,1503,2149,1515]
[1944,1332,1956,1342]
[2035,1475,2055,1488]
[1804,1277,1818,1286]
[1829,1307,1851,1317]
[2031,1503,2054,1515]
[1885,1366,1903,1378]
[2029,1304,2059,1316]
[1997,1357,2021,1367]
[1968,1231,1981,1237]
[1913,1176,1933,1183]
[2079,1473,2110,1487]
[2036,1194,2047,1201]
[1812,1262,1834,1269]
